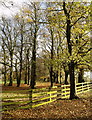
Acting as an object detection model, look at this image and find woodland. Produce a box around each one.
[0,1,92,101]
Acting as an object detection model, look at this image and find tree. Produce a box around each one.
[14,12,32,87]
[45,1,91,99]
[22,2,41,88]
[62,1,90,99]
[1,37,7,86]
[1,17,17,86]
[17,20,24,87]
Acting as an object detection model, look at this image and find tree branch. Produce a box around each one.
[71,16,85,27]
[78,48,92,54]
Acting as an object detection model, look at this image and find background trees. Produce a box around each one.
[1,17,18,86]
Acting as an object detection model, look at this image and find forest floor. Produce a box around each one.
[1,83,92,120]
[2,82,51,91]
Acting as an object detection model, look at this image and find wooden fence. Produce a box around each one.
[1,82,92,111]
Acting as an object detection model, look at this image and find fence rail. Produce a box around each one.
[1,82,92,111]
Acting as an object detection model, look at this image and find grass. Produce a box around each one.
[78,90,92,98]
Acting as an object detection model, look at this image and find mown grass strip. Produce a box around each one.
[2,95,29,100]
[2,90,30,93]
[18,105,31,109]
[2,100,30,106]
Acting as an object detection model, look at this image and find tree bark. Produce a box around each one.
[30,29,37,89]
[2,45,7,86]
[8,53,13,86]
[55,71,59,84]
[24,62,27,84]
[63,2,78,99]
[30,3,39,89]
[50,66,53,87]
[60,71,62,84]
[69,60,77,99]
[78,68,85,83]
[64,70,69,84]
[15,59,19,86]
[27,48,30,85]
[3,66,7,86]
[50,28,54,87]
[17,25,23,87]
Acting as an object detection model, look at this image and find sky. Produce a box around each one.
[0,0,91,17]
[0,0,27,17]
[0,0,91,18]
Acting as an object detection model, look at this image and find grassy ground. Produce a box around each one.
[78,90,92,98]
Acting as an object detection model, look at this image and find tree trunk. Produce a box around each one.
[8,54,13,86]
[31,58,36,89]
[30,32,36,89]
[27,49,30,85]
[64,70,69,84]
[60,72,62,84]
[50,28,54,87]
[78,68,85,83]
[53,72,56,83]
[17,25,23,87]
[3,50,7,86]
[50,66,53,87]
[24,64,27,84]
[63,2,78,99]
[30,4,38,89]
[15,59,19,86]
[56,71,59,84]
[17,53,22,87]
[3,66,7,86]
[69,61,78,100]
[24,52,28,84]
[28,64,30,85]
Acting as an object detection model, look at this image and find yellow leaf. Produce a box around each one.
[27,18,33,23]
